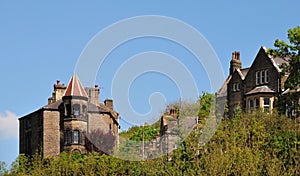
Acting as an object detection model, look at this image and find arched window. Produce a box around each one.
[74,130,80,144]
[73,104,80,116]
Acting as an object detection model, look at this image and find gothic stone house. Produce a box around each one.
[217,46,289,117]
[19,74,119,157]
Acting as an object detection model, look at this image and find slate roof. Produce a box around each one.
[246,85,276,95]
[43,99,63,110]
[216,75,231,97]
[64,74,88,98]
[240,68,249,78]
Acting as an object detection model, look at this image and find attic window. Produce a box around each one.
[256,72,260,85]
[233,83,240,92]
[256,70,269,85]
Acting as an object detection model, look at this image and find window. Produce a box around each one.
[233,83,240,92]
[248,99,253,112]
[256,71,260,85]
[256,70,269,85]
[260,71,265,84]
[82,105,87,115]
[265,70,269,83]
[66,129,71,144]
[263,97,270,113]
[74,130,80,144]
[73,104,80,116]
[254,98,259,108]
[66,104,71,116]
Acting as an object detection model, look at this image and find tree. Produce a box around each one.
[269,26,300,117]
[198,92,215,122]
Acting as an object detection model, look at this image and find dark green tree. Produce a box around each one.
[269,26,300,117]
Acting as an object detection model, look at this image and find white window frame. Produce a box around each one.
[265,70,269,83]
[263,97,270,113]
[256,71,260,85]
[74,130,80,144]
[260,71,265,84]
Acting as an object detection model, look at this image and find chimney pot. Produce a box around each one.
[236,52,240,60]
[56,80,60,85]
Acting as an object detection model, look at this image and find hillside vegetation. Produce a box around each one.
[1,93,299,175]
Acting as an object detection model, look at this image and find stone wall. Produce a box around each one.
[43,110,60,157]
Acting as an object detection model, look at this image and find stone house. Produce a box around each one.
[217,46,289,117]
[19,74,119,157]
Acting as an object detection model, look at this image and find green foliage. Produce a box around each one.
[0,161,8,176]
[129,125,159,141]
[268,26,300,117]
[6,112,299,175]
[198,92,215,122]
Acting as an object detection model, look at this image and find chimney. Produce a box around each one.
[229,51,242,74]
[104,99,113,110]
[49,79,66,103]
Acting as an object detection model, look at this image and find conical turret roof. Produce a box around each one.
[64,74,88,98]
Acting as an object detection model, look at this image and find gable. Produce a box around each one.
[244,46,280,93]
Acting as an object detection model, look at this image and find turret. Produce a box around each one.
[62,74,88,154]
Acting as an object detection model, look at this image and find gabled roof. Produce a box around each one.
[236,68,249,80]
[246,85,276,95]
[64,74,88,98]
[216,75,232,97]
[262,46,289,73]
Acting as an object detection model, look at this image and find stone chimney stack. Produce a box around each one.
[229,51,242,75]
[85,85,100,105]
[104,99,113,110]
[48,80,67,104]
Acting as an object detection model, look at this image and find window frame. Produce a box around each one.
[263,97,270,113]
[256,71,260,85]
[73,130,80,144]
[73,104,80,116]
[66,129,71,145]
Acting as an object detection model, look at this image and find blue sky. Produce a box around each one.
[0,0,299,167]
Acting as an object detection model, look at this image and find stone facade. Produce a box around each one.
[19,74,119,157]
[217,46,289,117]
